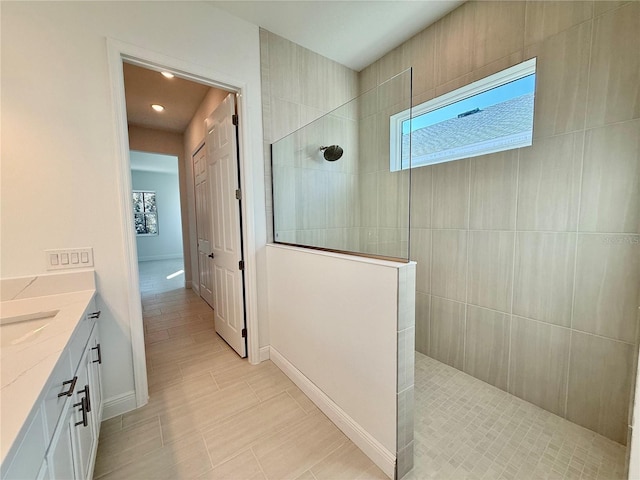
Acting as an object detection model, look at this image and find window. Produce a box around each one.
[132,191,158,235]
[390,58,536,171]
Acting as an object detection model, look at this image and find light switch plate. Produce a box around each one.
[45,248,94,270]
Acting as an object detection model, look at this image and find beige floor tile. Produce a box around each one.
[212,357,278,389]
[97,434,212,480]
[123,373,219,428]
[252,412,348,479]
[144,329,169,344]
[295,470,318,480]
[202,391,308,466]
[145,335,196,356]
[245,364,296,401]
[167,319,215,338]
[310,441,387,480]
[286,386,321,415]
[94,416,163,477]
[98,415,122,438]
[160,381,260,444]
[178,347,244,378]
[199,449,267,480]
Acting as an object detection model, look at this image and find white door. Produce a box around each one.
[205,93,246,357]
[193,144,214,307]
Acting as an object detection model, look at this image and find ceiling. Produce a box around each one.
[210,1,464,71]
[123,62,213,133]
[123,2,463,134]
[130,151,179,175]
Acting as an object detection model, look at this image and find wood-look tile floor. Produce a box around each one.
[94,260,387,480]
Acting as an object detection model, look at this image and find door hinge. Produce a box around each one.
[238,260,245,271]
[235,189,242,200]
[232,114,238,126]
[241,328,247,338]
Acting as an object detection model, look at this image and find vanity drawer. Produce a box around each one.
[42,349,73,440]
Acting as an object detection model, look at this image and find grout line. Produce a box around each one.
[304,437,349,479]
[428,157,434,357]
[508,149,521,393]
[201,432,216,472]
[250,447,270,480]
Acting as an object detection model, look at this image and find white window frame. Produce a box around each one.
[390,58,536,172]
[133,190,158,236]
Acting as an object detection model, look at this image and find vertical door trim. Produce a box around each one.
[106,38,262,411]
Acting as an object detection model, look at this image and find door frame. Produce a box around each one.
[106,38,261,409]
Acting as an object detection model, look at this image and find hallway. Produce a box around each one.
[93,260,386,479]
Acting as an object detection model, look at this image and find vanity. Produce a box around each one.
[0,270,102,480]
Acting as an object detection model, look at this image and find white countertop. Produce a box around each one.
[0,270,96,464]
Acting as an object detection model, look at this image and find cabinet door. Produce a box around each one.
[88,326,103,426]
[47,401,77,480]
[83,328,102,479]
[71,349,93,480]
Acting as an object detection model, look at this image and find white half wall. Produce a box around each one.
[267,244,412,477]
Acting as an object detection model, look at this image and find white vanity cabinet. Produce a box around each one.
[1,299,103,480]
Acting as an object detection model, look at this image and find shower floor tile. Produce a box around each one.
[407,352,627,480]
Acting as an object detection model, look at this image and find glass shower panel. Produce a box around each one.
[271,68,412,261]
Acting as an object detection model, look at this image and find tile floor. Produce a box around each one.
[94,260,386,479]
[96,260,628,479]
[407,353,628,480]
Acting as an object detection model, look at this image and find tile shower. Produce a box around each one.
[261,1,639,477]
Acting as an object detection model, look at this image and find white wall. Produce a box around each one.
[131,168,183,262]
[1,1,266,407]
[267,245,402,477]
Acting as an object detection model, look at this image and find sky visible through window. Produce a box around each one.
[402,74,536,134]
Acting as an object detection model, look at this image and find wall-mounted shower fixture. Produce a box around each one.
[320,145,343,162]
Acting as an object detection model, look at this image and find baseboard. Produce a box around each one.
[269,347,395,479]
[185,280,192,289]
[102,390,137,420]
[259,346,270,362]
[137,254,183,262]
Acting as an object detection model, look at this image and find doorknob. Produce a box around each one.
[208,253,215,259]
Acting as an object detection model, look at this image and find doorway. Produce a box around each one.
[108,43,259,409]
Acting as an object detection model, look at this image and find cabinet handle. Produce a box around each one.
[74,397,88,427]
[88,311,101,319]
[92,344,102,364]
[58,376,77,397]
[79,384,91,413]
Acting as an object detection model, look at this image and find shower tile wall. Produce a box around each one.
[259,29,359,248]
[359,1,640,446]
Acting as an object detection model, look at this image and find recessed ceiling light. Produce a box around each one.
[151,104,165,112]
[161,71,174,79]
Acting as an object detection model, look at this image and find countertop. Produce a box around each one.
[0,270,96,464]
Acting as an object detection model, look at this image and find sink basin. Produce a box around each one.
[0,310,59,347]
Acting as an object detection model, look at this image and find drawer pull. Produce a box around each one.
[58,376,77,397]
[88,311,101,319]
[92,344,102,364]
[79,384,91,413]
[74,397,88,427]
